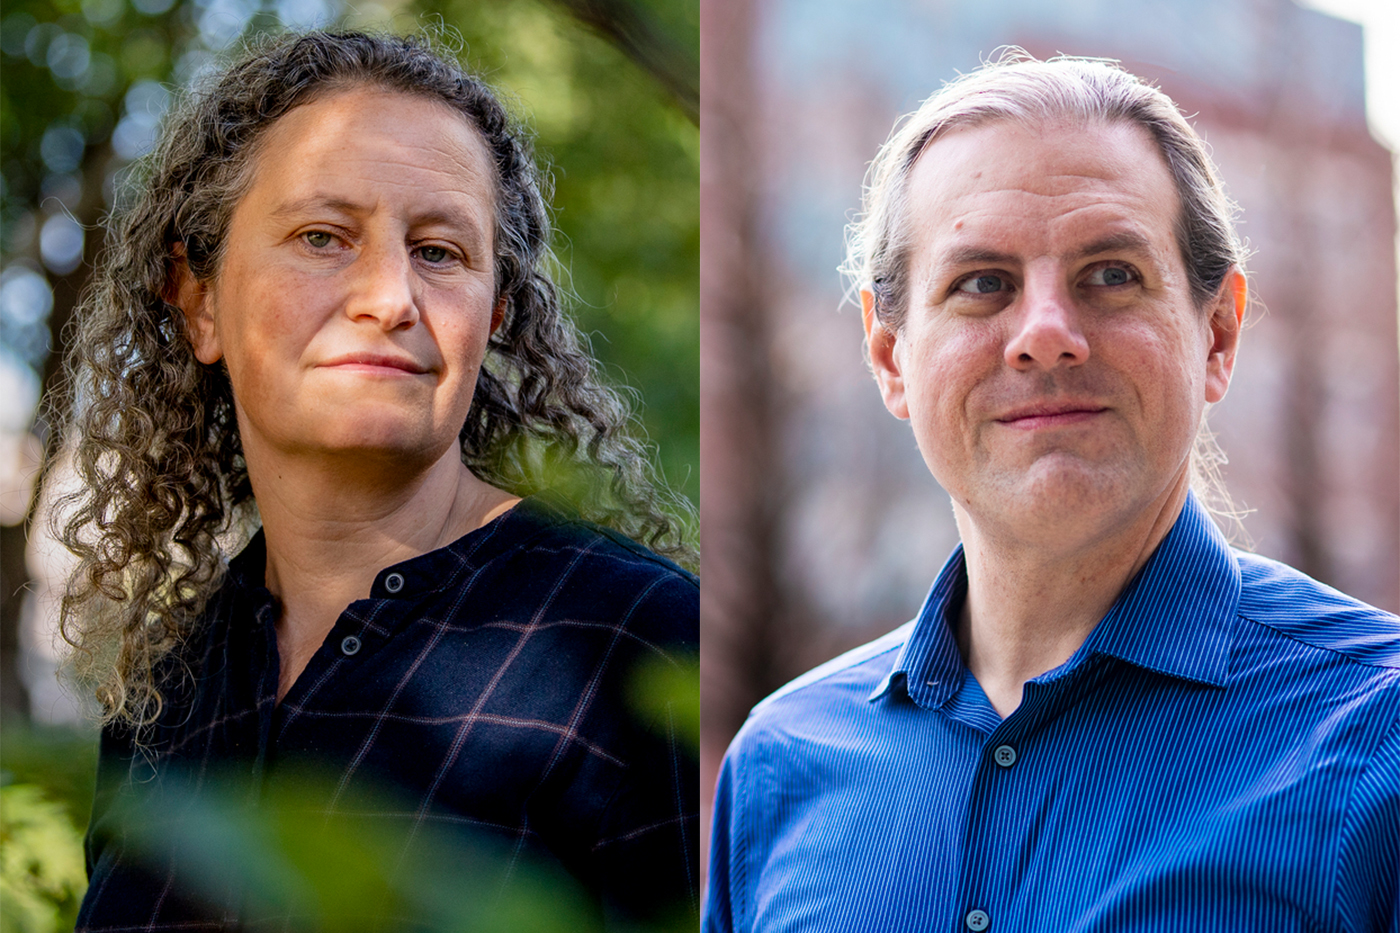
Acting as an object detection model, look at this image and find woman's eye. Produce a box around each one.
[416,245,452,264]
[303,231,335,249]
[1086,265,1134,286]
[956,273,1010,295]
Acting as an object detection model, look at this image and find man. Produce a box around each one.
[705,54,1398,932]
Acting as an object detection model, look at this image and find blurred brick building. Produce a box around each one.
[701,0,1399,873]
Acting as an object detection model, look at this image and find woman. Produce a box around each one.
[59,30,697,929]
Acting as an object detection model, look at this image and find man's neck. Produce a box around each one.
[953,478,1190,719]
[243,442,519,701]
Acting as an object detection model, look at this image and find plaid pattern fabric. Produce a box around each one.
[77,495,699,930]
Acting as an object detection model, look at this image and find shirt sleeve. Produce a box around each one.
[592,701,700,926]
[703,743,741,933]
[82,723,143,884]
[1336,708,1400,933]
[585,568,700,927]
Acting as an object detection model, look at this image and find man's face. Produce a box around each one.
[180,86,501,474]
[865,119,1241,545]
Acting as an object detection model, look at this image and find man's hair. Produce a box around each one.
[55,30,693,731]
[844,50,1246,326]
[842,50,1247,526]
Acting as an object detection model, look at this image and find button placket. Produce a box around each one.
[959,736,1019,933]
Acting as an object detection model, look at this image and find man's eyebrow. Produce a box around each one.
[938,246,1017,269]
[1070,230,1156,261]
[937,231,1158,270]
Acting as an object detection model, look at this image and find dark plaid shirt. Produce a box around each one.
[77,496,698,930]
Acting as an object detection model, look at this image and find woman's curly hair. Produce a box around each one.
[55,29,695,731]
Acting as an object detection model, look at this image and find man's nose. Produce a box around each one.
[344,243,420,330]
[1003,271,1089,370]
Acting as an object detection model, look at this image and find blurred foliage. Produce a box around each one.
[630,653,699,751]
[111,764,607,930]
[1,0,695,926]
[0,652,699,929]
[97,757,698,931]
[0,721,99,931]
[0,784,88,932]
[0,720,98,826]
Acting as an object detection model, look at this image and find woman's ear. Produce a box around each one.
[166,244,221,364]
[490,294,507,335]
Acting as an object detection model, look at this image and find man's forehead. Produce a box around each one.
[903,118,1182,263]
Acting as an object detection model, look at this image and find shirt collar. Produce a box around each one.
[871,492,1241,708]
[226,528,268,590]
[223,493,575,600]
[868,545,969,708]
[1080,492,1240,687]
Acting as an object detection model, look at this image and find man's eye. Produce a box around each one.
[956,273,1010,295]
[303,231,335,248]
[1086,265,1134,286]
[416,245,452,264]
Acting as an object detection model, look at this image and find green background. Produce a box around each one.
[0,0,697,926]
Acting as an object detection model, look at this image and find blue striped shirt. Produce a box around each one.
[705,495,1400,932]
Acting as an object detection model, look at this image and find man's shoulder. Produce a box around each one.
[758,622,911,709]
[1233,549,1400,671]
[731,622,912,750]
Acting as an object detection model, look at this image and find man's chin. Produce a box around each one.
[960,459,1147,534]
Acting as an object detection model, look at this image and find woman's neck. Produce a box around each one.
[244,444,518,701]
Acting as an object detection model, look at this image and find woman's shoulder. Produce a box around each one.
[497,494,694,575]
[440,493,697,647]
[482,493,695,587]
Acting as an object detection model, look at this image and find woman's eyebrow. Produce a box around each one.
[411,206,488,236]
[266,194,366,220]
[267,195,486,238]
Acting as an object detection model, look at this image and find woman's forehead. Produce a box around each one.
[247,86,495,204]
[228,87,497,232]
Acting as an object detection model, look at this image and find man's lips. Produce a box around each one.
[995,402,1109,429]
[319,352,431,375]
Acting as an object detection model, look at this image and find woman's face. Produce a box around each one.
[180,85,500,473]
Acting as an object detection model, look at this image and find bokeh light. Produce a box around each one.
[39,214,84,275]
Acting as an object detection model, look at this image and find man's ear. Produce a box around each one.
[863,288,910,420]
[1204,268,1245,405]
[166,244,221,365]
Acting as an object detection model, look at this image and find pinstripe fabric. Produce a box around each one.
[78,495,698,930]
[705,494,1400,933]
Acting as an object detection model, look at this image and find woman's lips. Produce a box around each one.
[319,353,430,375]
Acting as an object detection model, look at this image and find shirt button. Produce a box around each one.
[384,572,405,593]
[965,909,990,931]
[340,635,361,656]
[993,744,1017,768]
